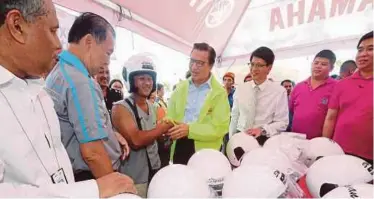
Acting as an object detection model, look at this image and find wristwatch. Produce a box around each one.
[259,127,267,137]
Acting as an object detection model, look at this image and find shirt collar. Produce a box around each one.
[189,74,212,89]
[0,64,16,85]
[59,50,90,77]
[251,79,270,91]
[304,77,336,86]
[351,71,373,80]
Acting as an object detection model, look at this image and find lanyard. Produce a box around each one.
[0,90,61,176]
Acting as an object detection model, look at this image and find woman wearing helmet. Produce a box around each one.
[111,54,174,198]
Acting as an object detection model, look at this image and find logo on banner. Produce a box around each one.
[190,0,235,28]
[205,0,235,28]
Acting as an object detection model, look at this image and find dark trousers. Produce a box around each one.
[173,138,195,165]
[74,171,95,182]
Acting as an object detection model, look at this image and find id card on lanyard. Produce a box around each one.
[51,168,68,184]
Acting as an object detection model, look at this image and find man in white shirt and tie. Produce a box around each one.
[229,47,289,143]
[0,0,135,197]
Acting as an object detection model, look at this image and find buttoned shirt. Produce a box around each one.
[183,76,212,123]
[229,80,289,136]
[45,50,121,172]
[0,65,98,197]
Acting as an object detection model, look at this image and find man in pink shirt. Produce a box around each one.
[323,31,373,164]
[289,50,337,139]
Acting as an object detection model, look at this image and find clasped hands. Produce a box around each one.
[159,118,189,140]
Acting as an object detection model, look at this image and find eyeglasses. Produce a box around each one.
[248,62,267,68]
[189,58,206,67]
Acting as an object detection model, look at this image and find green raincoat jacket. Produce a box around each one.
[167,76,230,160]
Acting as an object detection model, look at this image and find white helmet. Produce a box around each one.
[306,155,373,198]
[226,133,260,167]
[222,165,287,198]
[263,133,307,162]
[241,147,293,175]
[322,184,374,198]
[303,137,344,167]
[109,193,142,198]
[122,53,157,93]
[187,149,232,196]
[147,164,212,198]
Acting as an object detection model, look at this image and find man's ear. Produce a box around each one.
[82,34,94,49]
[5,10,29,44]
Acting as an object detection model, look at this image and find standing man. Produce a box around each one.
[289,50,337,139]
[111,55,174,197]
[229,47,288,143]
[156,83,168,110]
[94,64,123,113]
[167,43,230,164]
[339,60,357,79]
[223,72,236,109]
[46,12,126,181]
[0,0,134,197]
[323,31,373,164]
[281,79,294,99]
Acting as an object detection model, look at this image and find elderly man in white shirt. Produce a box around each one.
[229,47,289,142]
[0,0,135,197]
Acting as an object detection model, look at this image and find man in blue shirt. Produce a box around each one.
[46,12,129,182]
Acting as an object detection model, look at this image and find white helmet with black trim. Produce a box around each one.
[122,53,157,93]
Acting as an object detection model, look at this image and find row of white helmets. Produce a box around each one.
[145,132,373,198]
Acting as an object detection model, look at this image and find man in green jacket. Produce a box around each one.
[166,43,231,164]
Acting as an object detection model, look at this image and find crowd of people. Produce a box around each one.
[0,0,372,198]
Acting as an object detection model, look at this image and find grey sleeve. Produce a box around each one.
[66,81,108,143]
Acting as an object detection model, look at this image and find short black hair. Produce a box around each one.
[357,31,373,48]
[314,49,336,69]
[340,60,357,73]
[68,12,115,44]
[250,47,275,66]
[157,83,164,91]
[191,43,216,66]
[281,79,295,86]
[0,0,46,26]
[109,79,123,88]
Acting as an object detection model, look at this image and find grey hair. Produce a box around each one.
[0,0,47,26]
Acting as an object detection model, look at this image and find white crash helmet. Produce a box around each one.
[122,53,157,93]
[147,164,212,198]
[241,147,293,175]
[187,149,232,197]
[303,137,344,167]
[306,155,373,198]
[226,133,260,167]
[263,133,307,162]
[222,165,287,198]
[109,193,142,198]
[322,184,374,198]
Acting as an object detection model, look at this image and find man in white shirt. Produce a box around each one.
[0,0,135,197]
[229,47,289,143]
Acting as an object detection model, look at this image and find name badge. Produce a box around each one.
[51,168,68,184]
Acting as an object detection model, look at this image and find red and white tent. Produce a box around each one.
[53,0,373,67]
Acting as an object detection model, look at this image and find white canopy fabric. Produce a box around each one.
[53,0,373,67]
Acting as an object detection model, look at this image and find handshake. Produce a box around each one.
[158,118,190,141]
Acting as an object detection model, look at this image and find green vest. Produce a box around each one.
[167,76,231,160]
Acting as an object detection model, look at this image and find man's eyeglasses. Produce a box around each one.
[248,62,267,68]
[189,58,206,67]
